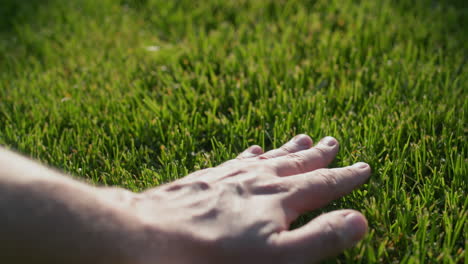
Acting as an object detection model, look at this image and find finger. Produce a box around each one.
[236,145,264,159]
[258,134,313,159]
[282,162,371,213]
[269,210,368,264]
[271,136,339,176]
[218,145,264,168]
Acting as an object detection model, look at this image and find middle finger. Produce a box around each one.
[270,136,340,177]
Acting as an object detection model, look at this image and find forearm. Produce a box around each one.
[0,147,147,264]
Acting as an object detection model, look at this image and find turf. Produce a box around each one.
[0,0,466,262]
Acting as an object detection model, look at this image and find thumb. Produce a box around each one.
[270,210,368,263]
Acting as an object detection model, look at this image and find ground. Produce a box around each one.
[0,0,466,263]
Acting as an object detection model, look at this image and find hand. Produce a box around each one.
[127,135,371,264]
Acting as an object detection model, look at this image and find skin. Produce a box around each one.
[0,134,371,264]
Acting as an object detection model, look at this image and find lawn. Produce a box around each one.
[0,0,466,262]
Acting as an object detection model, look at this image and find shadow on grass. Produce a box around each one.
[0,0,51,34]
[3,0,465,42]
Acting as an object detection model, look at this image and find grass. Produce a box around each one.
[0,0,466,262]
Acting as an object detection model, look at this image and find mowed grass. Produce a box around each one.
[0,0,466,262]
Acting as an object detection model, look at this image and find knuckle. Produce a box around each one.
[279,144,294,153]
[316,170,339,194]
[251,162,277,176]
[344,167,359,179]
[283,179,300,196]
[244,162,263,171]
[258,144,293,160]
[288,153,308,173]
[254,179,290,195]
[322,220,344,246]
[314,146,328,159]
[264,163,278,175]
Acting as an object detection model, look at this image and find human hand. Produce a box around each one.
[126,135,371,264]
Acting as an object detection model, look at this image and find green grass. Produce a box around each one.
[0,0,466,262]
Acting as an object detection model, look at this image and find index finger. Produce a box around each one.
[270,136,340,177]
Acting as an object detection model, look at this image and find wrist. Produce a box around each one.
[98,187,165,264]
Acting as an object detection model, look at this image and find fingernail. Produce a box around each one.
[354,162,369,169]
[248,145,263,154]
[293,134,311,146]
[321,136,337,146]
[343,213,368,242]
